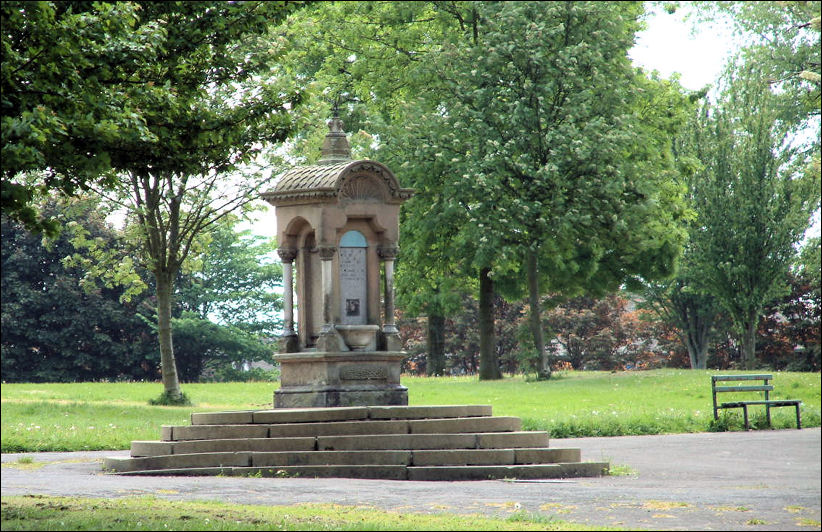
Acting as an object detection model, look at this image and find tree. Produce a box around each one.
[272,2,689,382]
[397,291,524,376]
[176,211,283,336]
[398,2,688,378]
[757,270,821,371]
[1,1,163,235]
[169,313,275,382]
[797,235,821,300]
[87,2,302,403]
[271,1,483,376]
[684,65,820,369]
[1,198,157,382]
[641,261,722,369]
[171,212,282,381]
[544,293,648,371]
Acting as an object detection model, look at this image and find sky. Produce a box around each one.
[629,4,736,91]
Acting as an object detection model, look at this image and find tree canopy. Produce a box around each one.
[1,198,157,382]
[2,1,162,234]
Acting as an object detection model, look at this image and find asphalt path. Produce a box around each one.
[2,428,820,531]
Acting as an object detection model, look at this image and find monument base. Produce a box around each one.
[274,384,408,408]
[273,350,408,408]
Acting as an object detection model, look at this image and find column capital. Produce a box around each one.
[377,245,399,261]
[277,247,298,263]
[317,245,337,260]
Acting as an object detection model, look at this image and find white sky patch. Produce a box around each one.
[630,4,737,92]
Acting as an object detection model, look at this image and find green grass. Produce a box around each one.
[1,370,819,453]
[0,496,619,531]
[409,370,820,437]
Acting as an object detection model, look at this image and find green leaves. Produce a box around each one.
[1,201,158,382]
[2,1,165,229]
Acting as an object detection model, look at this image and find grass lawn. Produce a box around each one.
[2,496,620,530]
[2,370,819,453]
[0,496,621,531]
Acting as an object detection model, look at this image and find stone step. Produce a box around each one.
[109,447,582,472]
[133,431,551,457]
[318,431,549,450]
[131,437,317,457]
[412,447,581,466]
[133,431,550,457]
[190,407,367,425]
[106,452,252,472]
[165,416,519,441]
[408,416,520,434]
[111,461,608,481]
[107,404,607,481]
[108,450,412,472]
[514,447,581,464]
[113,465,409,480]
[190,405,493,425]
[367,405,492,420]
[407,462,609,481]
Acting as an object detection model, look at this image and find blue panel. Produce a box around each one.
[340,230,367,247]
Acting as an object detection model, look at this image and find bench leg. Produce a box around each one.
[766,403,772,428]
[743,404,750,431]
[796,404,801,430]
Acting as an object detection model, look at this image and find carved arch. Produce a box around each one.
[282,216,313,249]
[336,160,401,201]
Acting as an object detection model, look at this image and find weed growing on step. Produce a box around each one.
[607,463,638,477]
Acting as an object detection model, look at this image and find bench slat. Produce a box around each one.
[712,374,773,381]
[719,400,801,407]
[713,385,773,393]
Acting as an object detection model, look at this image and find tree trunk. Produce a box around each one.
[685,313,712,370]
[741,312,758,370]
[478,267,501,380]
[155,270,183,399]
[527,251,550,380]
[686,339,709,370]
[427,311,446,376]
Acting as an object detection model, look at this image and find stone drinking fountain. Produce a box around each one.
[261,113,414,408]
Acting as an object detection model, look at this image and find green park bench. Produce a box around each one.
[711,374,802,430]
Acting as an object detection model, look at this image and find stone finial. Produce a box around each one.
[317,112,352,165]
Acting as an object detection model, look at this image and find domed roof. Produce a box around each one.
[261,116,412,206]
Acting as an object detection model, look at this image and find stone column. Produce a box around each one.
[315,245,345,352]
[317,245,336,331]
[277,247,299,353]
[378,245,401,350]
[277,248,297,333]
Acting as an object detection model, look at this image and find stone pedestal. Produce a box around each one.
[273,351,408,408]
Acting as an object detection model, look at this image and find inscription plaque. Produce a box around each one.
[339,247,367,324]
[340,366,388,380]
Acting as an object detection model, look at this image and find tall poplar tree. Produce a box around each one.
[684,65,820,369]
